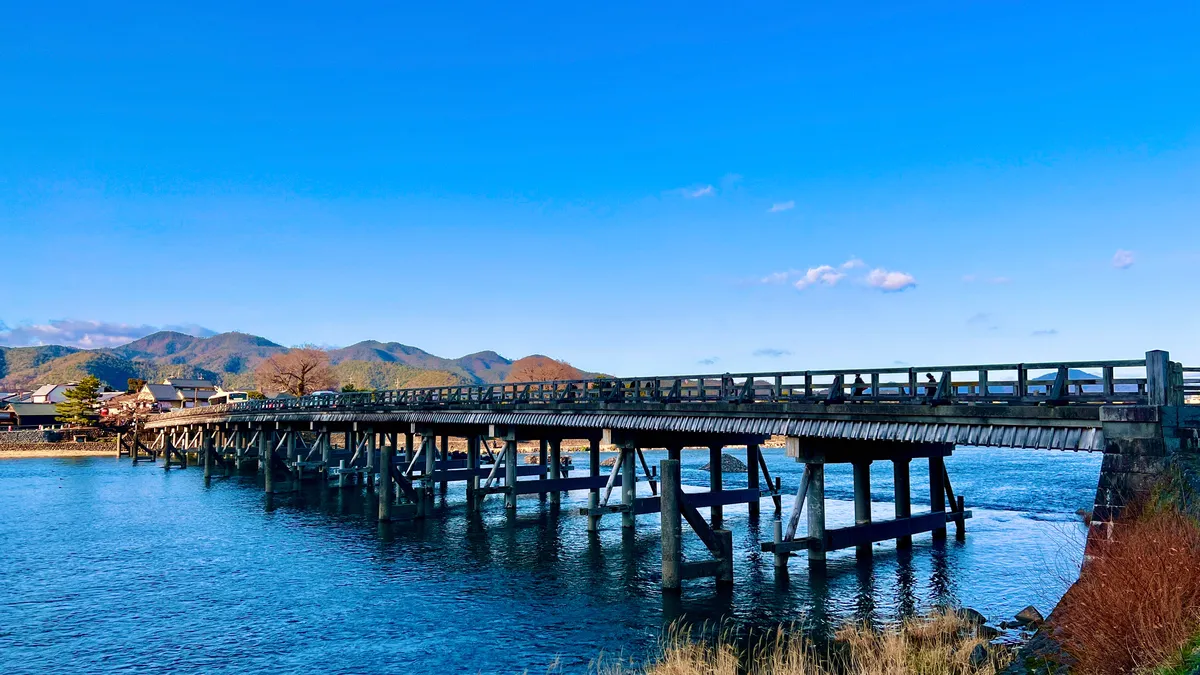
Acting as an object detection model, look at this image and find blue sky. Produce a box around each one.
[2,2,1198,374]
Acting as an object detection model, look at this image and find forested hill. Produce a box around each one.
[0,331,592,391]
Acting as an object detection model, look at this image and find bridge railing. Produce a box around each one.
[147,356,1192,422]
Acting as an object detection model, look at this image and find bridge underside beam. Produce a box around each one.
[605,430,770,449]
[762,510,972,554]
[787,437,952,463]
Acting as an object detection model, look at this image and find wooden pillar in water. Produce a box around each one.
[439,435,449,493]
[163,430,174,471]
[746,443,761,520]
[587,437,601,532]
[360,426,372,487]
[660,458,682,591]
[807,458,826,567]
[894,458,912,548]
[538,439,548,482]
[853,460,872,558]
[621,445,636,529]
[504,438,518,511]
[466,435,480,510]
[260,429,274,494]
[366,428,376,488]
[379,432,394,521]
[709,444,724,530]
[549,438,562,506]
[202,429,213,481]
[404,432,414,464]
[929,456,947,540]
[320,428,331,483]
[424,434,437,510]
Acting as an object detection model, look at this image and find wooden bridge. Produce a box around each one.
[128,350,1200,591]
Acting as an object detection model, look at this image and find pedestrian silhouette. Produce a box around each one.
[853,374,867,397]
[925,373,938,397]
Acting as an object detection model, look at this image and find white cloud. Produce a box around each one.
[865,268,917,292]
[684,185,715,198]
[753,348,791,358]
[767,200,795,213]
[1112,249,1135,269]
[0,319,216,348]
[841,258,865,270]
[794,265,846,290]
[760,271,792,285]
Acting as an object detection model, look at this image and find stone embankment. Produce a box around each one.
[0,428,116,458]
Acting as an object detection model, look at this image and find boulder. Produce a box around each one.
[1015,605,1044,626]
[956,607,987,626]
[600,456,620,467]
[700,453,749,473]
[969,644,989,668]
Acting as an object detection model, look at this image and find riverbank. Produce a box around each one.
[0,441,116,458]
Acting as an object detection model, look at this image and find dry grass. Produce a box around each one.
[568,610,1009,675]
[1052,508,1200,674]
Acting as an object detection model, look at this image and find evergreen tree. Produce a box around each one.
[56,376,102,426]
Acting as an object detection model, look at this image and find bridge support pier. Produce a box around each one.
[709,444,723,530]
[379,435,393,521]
[260,429,274,494]
[466,435,481,510]
[747,443,760,520]
[929,456,946,540]
[853,460,872,558]
[894,458,912,548]
[202,429,213,482]
[504,438,518,511]
[549,439,562,506]
[621,444,636,529]
[439,435,449,494]
[587,438,600,532]
[806,457,826,569]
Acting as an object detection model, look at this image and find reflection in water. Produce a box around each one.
[0,447,1099,674]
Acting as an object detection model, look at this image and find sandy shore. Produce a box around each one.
[0,444,118,459]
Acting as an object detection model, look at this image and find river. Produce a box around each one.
[0,446,1099,673]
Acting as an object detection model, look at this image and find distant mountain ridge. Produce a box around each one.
[0,331,562,391]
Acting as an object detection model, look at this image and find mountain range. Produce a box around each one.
[0,331,565,391]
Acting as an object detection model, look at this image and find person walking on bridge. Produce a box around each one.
[852,374,867,397]
[925,373,938,398]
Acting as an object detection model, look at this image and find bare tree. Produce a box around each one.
[255,347,338,396]
[507,356,584,382]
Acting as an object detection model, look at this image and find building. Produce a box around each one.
[31,382,118,404]
[31,384,71,404]
[162,378,217,406]
[137,384,182,411]
[2,403,61,428]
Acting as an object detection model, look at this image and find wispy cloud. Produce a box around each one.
[1112,249,1135,269]
[1031,329,1059,337]
[865,268,917,292]
[967,313,999,331]
[682,185,715,198]
[841,258,865,270]
[0,319,216,349]
[753,348,791,358]
[698,356,720,366]
[760,271,792,285]
[794,265,846,290]
[767,200,795,213]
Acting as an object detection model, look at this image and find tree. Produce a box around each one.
[56,376,102,426]
[507,356,584,382]
[254,347,337,396]
[127,378,147,394]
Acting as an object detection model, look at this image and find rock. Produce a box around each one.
[978,624,1001,639]
[700,453,749,473]
[600,456,619,467]
[969,644,989,668]
[524,453,542,465]
[956,607,987,626]
[1015,605,1044,626]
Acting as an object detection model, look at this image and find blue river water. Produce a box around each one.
[0,446,1100,674]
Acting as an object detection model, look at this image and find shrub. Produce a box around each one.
[1052,508,1200,674]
